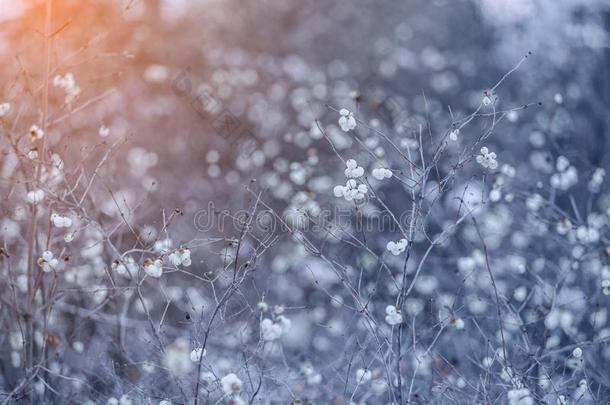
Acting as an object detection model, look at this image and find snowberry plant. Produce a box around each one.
[1,1,610,404]
[0,2,262,404]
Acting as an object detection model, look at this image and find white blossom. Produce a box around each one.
[501,164,516,177]
[27,148,39,160]
[572,347,583,358]
[556,218,572,235]
[111,260,127,276]
[602,279,610,295]
[333,184,345,198]
[309,123,323,139]
[37,251,59,273]
[574,379,588,400]
[482,90,497,106]
[386,238,407,256]
[554,93,563,104]
[476,147,498,169]
[128,147,159,177]
[355,368,372,383]
[260,318,282,341]
[545,308,574,332]
[451,317,465,329]
[26,189,45,204]
[144,258,163,278]
[502,367,516,383]
[99,125,110,137]
[550,156,578,191]
[333,179,368,202]
[489,188,502,202]
[51,213,73,228]
[576,225,599,244]
[338,108,357,132]
[169,248,191,267]
[301,363,322,386]
[73,341,85,353]
[153,238,172,253]
[385,305,403,326]
[0,102,10,117]
[449,128,459,141]
[257,301,269,312]
[30,125,44,140]
[119,395,132,405]
[344,159,364,178]
[525,193,544,212]
[163,338,192,374]
[372,167,392,180]
[507,387,534,405]
[261,315,291,341]
[513,286,527,301]
[53,73,81,105]
[221,373,242,394]
[189,347,206,362]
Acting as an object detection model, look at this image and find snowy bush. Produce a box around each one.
[0,0,609,404]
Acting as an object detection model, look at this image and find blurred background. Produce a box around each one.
[3,0,609,201]
[2,0,610,403]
